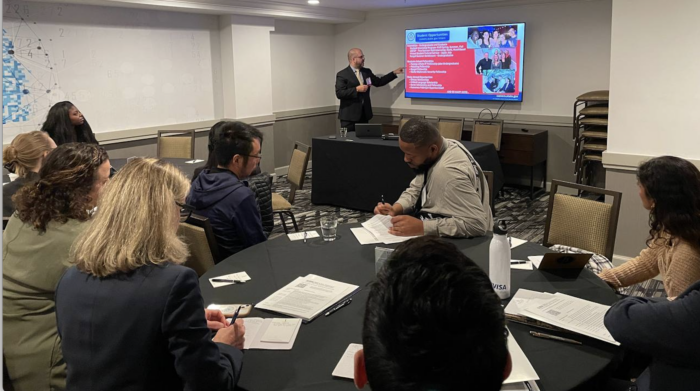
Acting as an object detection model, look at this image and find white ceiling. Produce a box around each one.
[261,0,480,12]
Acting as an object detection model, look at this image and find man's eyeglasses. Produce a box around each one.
[243,154,262,160]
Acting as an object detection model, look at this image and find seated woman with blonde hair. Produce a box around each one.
[3,143,111,391]
[599,156,700,298]
[55,158,245,390]
[2,131,56,217]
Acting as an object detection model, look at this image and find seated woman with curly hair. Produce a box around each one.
[599,156,700,299]
[2,143,111,391]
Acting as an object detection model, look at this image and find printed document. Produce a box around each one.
[350,227,381,245]
[521,293,619,345]
[361,215,417,244]
[255,274,359,322]
[239,318,302,350]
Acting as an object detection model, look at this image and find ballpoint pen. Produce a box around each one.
[229,305,243,326]
[510,260,528,264]
[211,278,246,283]
[325,298,352,317]
[530,331,582,345]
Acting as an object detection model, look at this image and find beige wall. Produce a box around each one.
[606,169,646,260]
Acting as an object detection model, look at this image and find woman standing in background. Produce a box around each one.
[41,101,98,145]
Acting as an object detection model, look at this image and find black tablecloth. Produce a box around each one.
[110,158,204,179]
[200,225,620,391]
[311,134,504,212]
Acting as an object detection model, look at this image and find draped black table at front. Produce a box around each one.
[199,224,620,391]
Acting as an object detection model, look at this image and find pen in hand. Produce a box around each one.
[229,305,243,327]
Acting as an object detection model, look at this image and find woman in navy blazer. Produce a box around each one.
[56,158,245,391]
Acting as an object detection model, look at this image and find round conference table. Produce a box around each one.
[199,224,621,391]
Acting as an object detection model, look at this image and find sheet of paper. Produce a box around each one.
[239,318,302,350]
[241,318,265,350]
[350,227,381,245]
[511,260,533,270]
[501,381,541,391]
[260,318,300,343]
[504,289,555,316]
[287,231,320,241]
[209,271,251,288]
[504,327,540,384]
[528,256,544,269]
[510,237,527,249]
[521,293,619,345]
[332,343,363,379]
[361,215,417,244]
[255,274,359,321]
[185,159,205,164]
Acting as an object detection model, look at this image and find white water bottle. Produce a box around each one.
[489,220,511,299]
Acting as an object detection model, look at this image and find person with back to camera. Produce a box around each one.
[353,236,512,391]
[3,143,111,391]
[41,101,98,145]
[599,156,700,299]
[373,118,493,238]
[335,48,404,133]
[2,131,56,217]
[55,158,246,390]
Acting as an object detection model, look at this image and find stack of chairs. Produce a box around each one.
[573,90,609,186]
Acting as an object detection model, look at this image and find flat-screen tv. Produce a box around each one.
[405,23,525,102]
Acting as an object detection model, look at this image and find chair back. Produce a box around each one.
[471,119,503,150]
[178,214,220,276]
[157,130,195,159]
[399,114,426,132]
[3,217,9,231]
[543,180,622,260]
[287,142,311,205]
[437,118,464,140]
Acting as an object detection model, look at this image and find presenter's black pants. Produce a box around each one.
[340,112,368,133]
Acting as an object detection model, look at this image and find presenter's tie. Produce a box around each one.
[355,69,364,85]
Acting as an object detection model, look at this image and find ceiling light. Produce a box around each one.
[308,0,320,4]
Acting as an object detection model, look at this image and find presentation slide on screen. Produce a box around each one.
[405,23,525,102]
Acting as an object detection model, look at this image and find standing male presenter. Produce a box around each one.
[335,48,404,133]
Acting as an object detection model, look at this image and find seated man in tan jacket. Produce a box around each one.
[374,118,493,237]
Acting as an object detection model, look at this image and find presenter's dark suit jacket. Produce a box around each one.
[56,263,243,391]
[335,66,397,122]
[605,280,700,391]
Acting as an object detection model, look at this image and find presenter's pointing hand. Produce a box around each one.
[356,85,369,93]
[394,67,405,75]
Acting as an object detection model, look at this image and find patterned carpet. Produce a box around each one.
[269,169,549,241]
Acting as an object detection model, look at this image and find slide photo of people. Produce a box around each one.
[466,25,520,49]
[483,70,516,94]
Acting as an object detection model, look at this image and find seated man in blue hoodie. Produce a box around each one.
[187,121,267,259]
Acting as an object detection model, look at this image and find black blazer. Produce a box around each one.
[335,66,397,122]
[56,263,243,391]
[605,280,700,391]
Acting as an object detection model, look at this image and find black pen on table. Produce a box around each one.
[211,278,246,283]
[510,260,528,265]
[325,298,352,317]
[530,331,581,345]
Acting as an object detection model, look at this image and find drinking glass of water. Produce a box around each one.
[320,216,339,241]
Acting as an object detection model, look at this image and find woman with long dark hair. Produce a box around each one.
[3,143,110,391]
[41,101,98,145]
[599,156,700,298]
